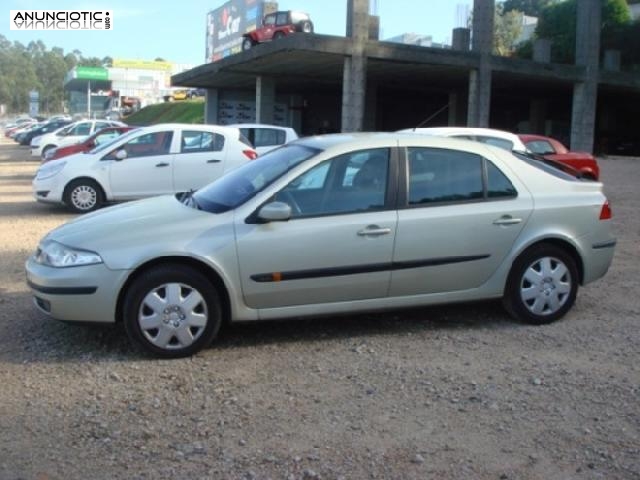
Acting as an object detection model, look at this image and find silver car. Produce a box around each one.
[26,133,616,357]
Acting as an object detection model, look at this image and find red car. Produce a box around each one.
[43,126,134,163]
[242,11,313,50]
[519,134,600,180]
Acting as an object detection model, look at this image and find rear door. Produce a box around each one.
[173,129,227,192]
[390,147,533,296]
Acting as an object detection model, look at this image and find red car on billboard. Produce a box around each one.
[519,134,600,180]
[43,126,134,163]
[242,11,314,50]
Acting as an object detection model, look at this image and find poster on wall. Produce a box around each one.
[217,100,288,126]
[206,0,265,62]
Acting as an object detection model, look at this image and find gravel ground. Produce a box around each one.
[0,137,638,480]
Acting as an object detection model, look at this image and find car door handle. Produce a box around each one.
[357,225,392,237]
[493,215,522,226]
[207,159,221,163]
[155,162,170,167]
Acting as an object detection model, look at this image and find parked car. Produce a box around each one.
[399,127,589,178]
[15,119,72,145]
[26,133,616,357]
[518,134,600,180]
[31,119,126,158]
[228,123,299,155]
[43,126,135,162]
[33,123,257,213]
[242,10,314,50]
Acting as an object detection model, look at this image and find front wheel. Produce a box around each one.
[63,179,104,213]
[503,244,578,325]
[242,37,254,50]
[123,265,222,358]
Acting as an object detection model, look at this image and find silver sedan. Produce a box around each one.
[26,133,616,357]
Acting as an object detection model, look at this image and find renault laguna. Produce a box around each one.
[26,133,616,357]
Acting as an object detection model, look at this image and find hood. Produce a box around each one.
[45,195,222,256]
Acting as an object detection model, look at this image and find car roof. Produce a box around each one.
[398,126,528,151]
[135,123,241,135]
[227,123,295,130]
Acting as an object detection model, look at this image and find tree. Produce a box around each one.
[494,3,524,56]
[517,0,631,64]
[503,0,556,17]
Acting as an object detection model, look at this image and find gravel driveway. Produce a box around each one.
[0,137,638,480]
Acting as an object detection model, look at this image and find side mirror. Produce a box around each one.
[257,201,292,222]
[115,149,127,161]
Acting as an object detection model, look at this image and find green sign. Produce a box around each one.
[74,66,109,81]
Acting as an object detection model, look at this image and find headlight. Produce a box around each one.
[34,240,103,268]
[36,161,66,180]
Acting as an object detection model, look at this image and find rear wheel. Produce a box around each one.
[63,178,104,213]
[300,20,313,33]
[123,265,222,358]
[503,244,578,325]
[273,31,285,40]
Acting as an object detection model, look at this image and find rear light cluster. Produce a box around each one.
[599,200,612,220]
[243,149,258,160]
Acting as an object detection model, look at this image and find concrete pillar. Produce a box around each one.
[467,0,494,127]
[204,88,219,124]
[256,76,275,124]
[448,92,468,126]
[289,94,304,133]
[342,0,369,132]
[452,28,471,51]
[529,99,547,134]
[570,0,601,153]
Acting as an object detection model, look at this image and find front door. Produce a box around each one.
[236,148,398,309]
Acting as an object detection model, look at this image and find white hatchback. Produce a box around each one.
[33,123,257,213]
[228,123,298,155]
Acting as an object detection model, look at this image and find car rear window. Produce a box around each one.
[513,152,582,181]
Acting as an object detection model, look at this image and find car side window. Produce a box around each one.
[254,128,286,148]
[407,147,483,205]
[263,14,275,26]
[526,140,555,155]
[276,12,289,25]
[486,160,517,198]
[71,123,91,136]
[117,131,173,158]
[181,131,224,153]
[276,148,390,217]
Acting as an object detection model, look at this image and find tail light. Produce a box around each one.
[599,200,612,220]
[243,149,258,160]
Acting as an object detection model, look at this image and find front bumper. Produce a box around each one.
[25,256,131,324]
[32,176,65,205]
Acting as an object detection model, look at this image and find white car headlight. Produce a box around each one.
[36,161,66,180]
[34,240,103,268]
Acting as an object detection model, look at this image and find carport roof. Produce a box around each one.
[172,34,640,94]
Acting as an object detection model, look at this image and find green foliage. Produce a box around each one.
[518,0,632,64]
[124,102,204,126]
[502,0,556,17]
[494,3,524,55]
[0,36,116,114]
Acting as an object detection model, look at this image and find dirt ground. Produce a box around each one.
[0,136,638,480]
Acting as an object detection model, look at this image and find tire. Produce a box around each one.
[242,37,254,51]
[299,20,313,33]
[123,265,222,358]
[503,244,578,325]
[63,178,104,213]
[273,31,285,40]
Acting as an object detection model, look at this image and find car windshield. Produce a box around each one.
[193,144,319,213]
[88,128,139,154]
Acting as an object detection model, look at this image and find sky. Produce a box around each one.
[3,0,473,66]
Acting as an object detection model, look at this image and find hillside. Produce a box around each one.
[124,101,204,126]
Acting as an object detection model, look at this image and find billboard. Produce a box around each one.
[206,0,266,62]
